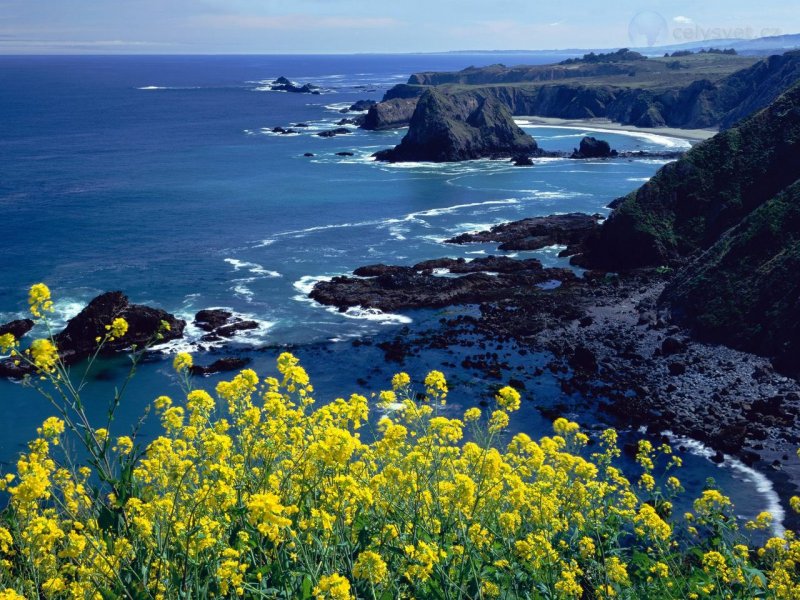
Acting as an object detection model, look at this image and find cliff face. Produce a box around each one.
[575,81,800,375]
[362,51,800,131]
[663,180,800,375]
[361,97,418,130]
[373,89,538,163]
[579,80,800,269]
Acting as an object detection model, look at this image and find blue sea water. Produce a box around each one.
[0,54,783,530]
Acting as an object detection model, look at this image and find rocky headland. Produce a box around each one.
[360,50,800,145]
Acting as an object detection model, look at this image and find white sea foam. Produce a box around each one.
[408,199,519,219]
[323,102,353,112]
[137,86,202,91]
[538,244,569,254]
[47,299,89,331]
[224,258,281,278]
[662,431,786,537]
[339,306,412,325]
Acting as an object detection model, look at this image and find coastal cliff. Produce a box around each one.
[578,81,800,375]
[362,50,800,132]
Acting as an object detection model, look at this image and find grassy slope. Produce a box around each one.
[664,179,800,373]
[580,80,800,269]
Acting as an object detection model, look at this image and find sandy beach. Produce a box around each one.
[516,116,719,142]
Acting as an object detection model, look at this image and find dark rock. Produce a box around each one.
[270,77,320,94]
[511,154,534,166]
[303,152,315,157]
[310,261,576,312]
[189,357,251,376]
[570,136,617,159]
[317,128,352,138]
[710,450,725,464]
[215,321,259,338]
[294,123,310,128]
[336,151,355,157]
[749,396,785,418]
[55,292,185,361]
[412,256,543,274]
[569,345,598,372]
[0,292,187,376]
[445,213,600,254]
[195,309,232,332]
[373,89,538,163]
[668,361,686,376]
[0,319,34,339]
[661,337,686,356]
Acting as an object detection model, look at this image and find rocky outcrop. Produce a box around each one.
[317,128,352,138]
[578,80,800,270]
[194,309,257,342]
[570,136,617,159]
[446,213,601,254]
[53,292,185,364]
[270,76,321,94]
[373,89,538,163]
[310,258,576,312]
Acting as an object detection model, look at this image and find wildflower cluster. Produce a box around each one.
[0,285,798,599]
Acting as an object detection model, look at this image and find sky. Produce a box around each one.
[0,0,797,54]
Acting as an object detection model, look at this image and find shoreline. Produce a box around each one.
[517,116,719,142]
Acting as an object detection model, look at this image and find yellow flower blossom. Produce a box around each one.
[172,352,193,372]
[28,283,54,317]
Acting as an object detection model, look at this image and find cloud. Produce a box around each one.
[191,14,401,30]
[673,16,694,25]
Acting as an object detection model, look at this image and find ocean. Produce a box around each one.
[0,54,782,530]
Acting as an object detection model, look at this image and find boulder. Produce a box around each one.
[511,155,534,166]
